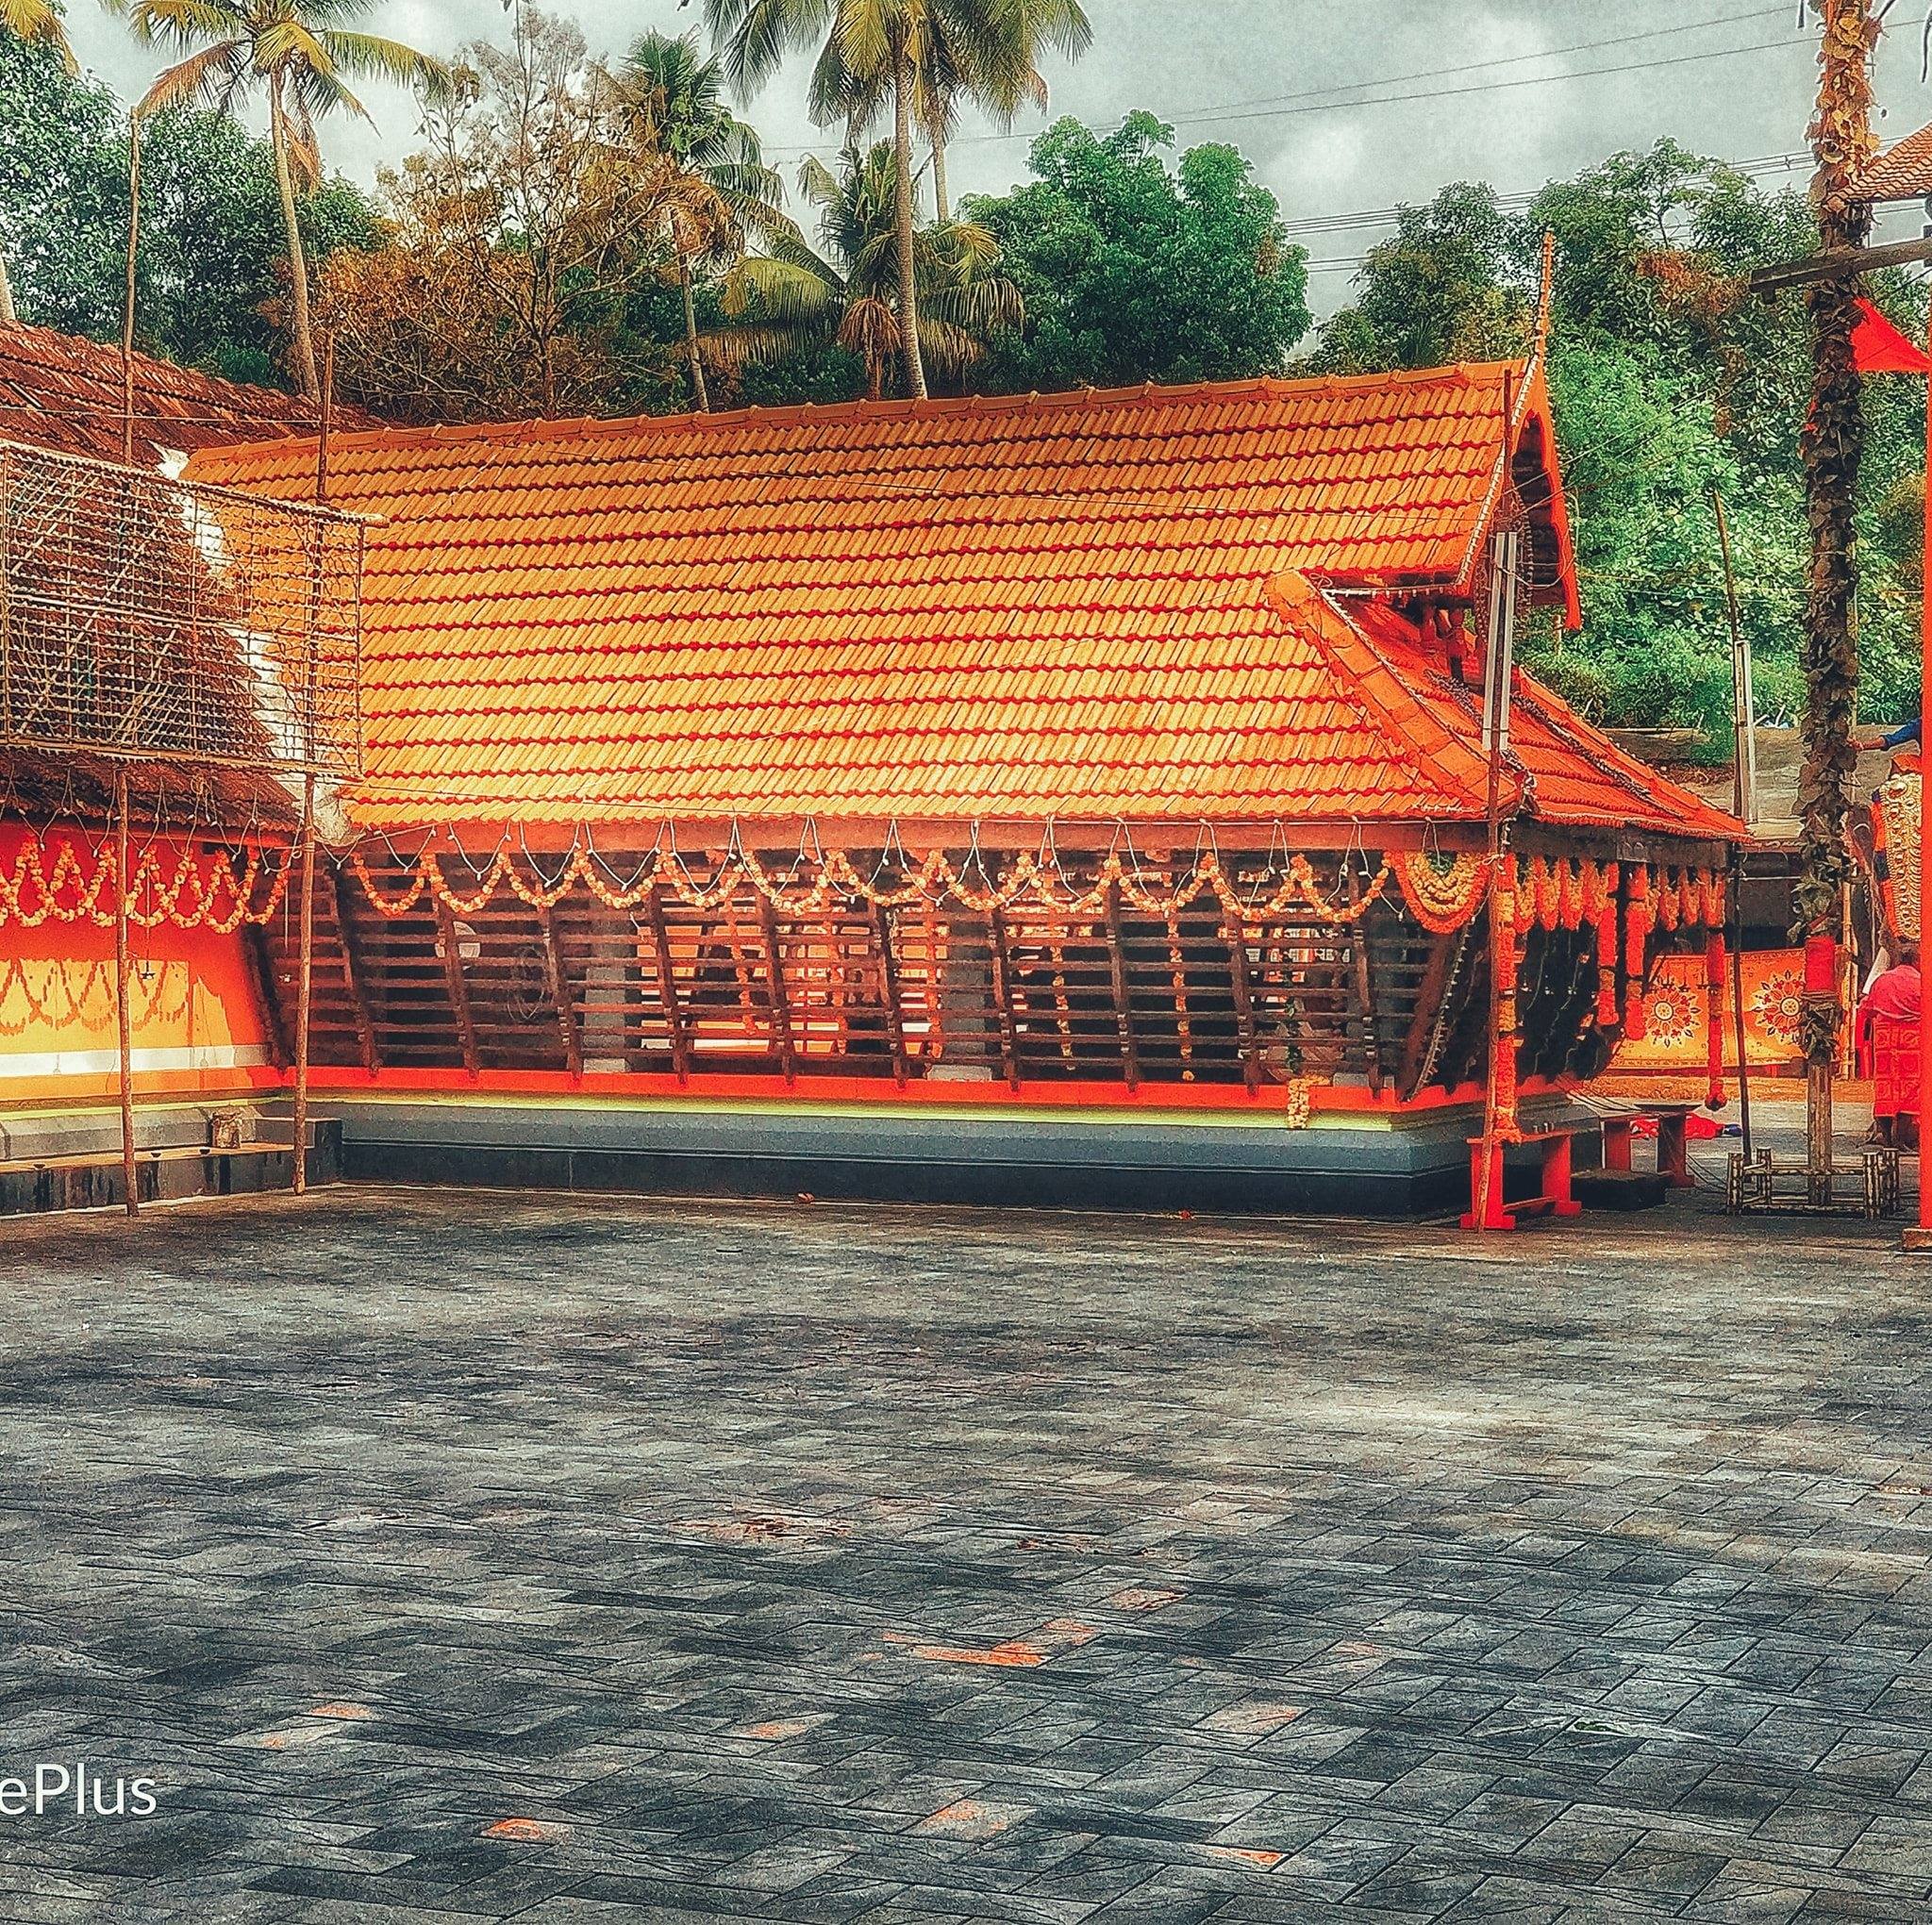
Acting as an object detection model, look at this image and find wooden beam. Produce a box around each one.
[1747,233,1932,293]
[538,904,582,1079]
[988,907,1022,1089]
[1104,881,1139,1091]
[641,885,691,1083]
[325,861,380,1075]
[433,894,480,1077]
[1225,914,1261,1094]
[1397,927,1463,1103]
[242,923,291,1070]
[872,900,909,1087]
[758,893,798,1083]
[1347,866,1383,1096]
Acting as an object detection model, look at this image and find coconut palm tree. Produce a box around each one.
[112,0,450,399]
[812,0,1090,221]
[619,30,795,412]
[0,0,77,324]
[705,141,1019,400]
[707,0,1013,399]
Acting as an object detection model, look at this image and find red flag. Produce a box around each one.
[1852,297,1932,374]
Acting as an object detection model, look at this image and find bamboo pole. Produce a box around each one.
[292,777,315,1194]
[1730,850,1755,1167]
[115,114,142,1216]
[291,334,333,1194]
[1712,490,1757,826]
[121,112,141,466]
[1473,529,1521,1232]
[115,767,138,1218]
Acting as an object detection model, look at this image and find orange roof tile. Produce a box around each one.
[0,321,371,469]
[1860,121,1932,204]
[185,365,1729,841]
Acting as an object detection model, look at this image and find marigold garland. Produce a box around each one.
[348,839,1398,932]
[1624,867,1654,1040]
[1395,851,1488,933]
[0,833,290,933]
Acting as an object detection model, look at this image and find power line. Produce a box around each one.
[757,8,1807,158]
[1281,152,1812,241]
[1292,159,1822,277]
[1143,5,1795,134]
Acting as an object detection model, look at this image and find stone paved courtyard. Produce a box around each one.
[2,1184,1931,1922]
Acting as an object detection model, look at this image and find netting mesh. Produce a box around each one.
[0,439,363,779]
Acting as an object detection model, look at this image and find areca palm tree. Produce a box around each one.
[113,0,450,399]
[0,0,76,324]
[619,30,795,412]
[705,141,1019,400]
[706,0,1002,399]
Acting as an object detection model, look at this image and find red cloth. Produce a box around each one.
[1860,967,1924,1120]
[1859,963,1922,1031]
[1873,1017,1923,1122]
[1852,299,1932,374]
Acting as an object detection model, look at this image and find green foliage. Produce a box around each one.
[0,33,123,335]
[1316,140,1927,755]
[963,111,1310,390]
[0,31,377,386]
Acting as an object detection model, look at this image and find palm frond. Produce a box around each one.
[284,91,323,186]
[721,252,841,324]
[836,290,900,365]
[321,28,454,100]
[913,313,992,377]
[795,153,842,210]
[113,0,242,51]
[135,38,248,113]
[696,320,824,370]
[286,52,368,127]
[708,0,833,96]
[0,0,76,72]
[834,0,895,87]
[255,14,333,75]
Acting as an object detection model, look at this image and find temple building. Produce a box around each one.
[171,356,1736,1212]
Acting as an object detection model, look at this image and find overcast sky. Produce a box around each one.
[61,0,1932,320]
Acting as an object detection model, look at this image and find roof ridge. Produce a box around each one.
[246,360,1528,461]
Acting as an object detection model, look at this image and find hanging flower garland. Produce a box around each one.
[347,838,1396,932]
[1395,851,1489,933]
[0,832,289,932]
[1623,866,1654,1039]
[1593,861,1622,1027]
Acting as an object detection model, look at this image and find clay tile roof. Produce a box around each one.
[1859,121,1932,203]
[184,364,1730,842]
[0,322,371,469]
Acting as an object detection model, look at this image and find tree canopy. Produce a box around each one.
[1315,141,1926,754]
[0,29,375,384]
[965,110,1310,391]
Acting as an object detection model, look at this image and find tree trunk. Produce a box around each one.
[0,251,16,327]
[1796,0,1876,1183]
[931,131,950,224]
[679,256,710,413]
[268,74,320,402]
[891,41,928,401]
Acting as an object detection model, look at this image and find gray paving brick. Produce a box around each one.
[0,1190,1929,1919]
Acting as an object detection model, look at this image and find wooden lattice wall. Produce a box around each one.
[267,849,1508,1096]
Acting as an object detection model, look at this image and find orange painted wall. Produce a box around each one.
[0,825,281,1110]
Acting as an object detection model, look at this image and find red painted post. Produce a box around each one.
[1920,327,1932,1235]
